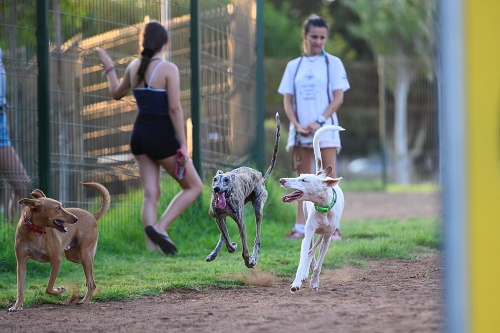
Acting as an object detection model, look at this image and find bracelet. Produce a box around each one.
[316,115,326,126]
[102,65,115,77]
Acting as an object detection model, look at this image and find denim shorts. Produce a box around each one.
[0,110,12,147]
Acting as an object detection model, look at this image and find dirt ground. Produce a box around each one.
[2,191,443,333]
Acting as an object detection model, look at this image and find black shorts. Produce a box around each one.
[130,113,180,160]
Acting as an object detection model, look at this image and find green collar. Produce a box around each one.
[315,188,337,213]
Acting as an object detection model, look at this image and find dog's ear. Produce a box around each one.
[318,165,333,177]
[324,165,333,176]
[30,189,46,199]
[216,170,224,175]
[231,174,236,181]
[323,176,342,187]
[19,198,42,209]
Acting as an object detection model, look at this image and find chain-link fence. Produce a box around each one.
[0,1,439,224]
[0,0,259,222]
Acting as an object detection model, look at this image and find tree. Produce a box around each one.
[344,0,436,184]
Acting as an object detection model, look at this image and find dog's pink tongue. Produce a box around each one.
[217,192,226,209]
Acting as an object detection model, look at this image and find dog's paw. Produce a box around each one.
[226,242,237,253]
[309,282,319,290]
[309,273,321,290]
[206,251,218,262]
[245,259,257,269]
[47,286,66,296]
[247,256,258,268]
[8,303,23,312]
[290,284,301,293]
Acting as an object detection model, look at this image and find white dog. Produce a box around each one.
[279,125,345,292]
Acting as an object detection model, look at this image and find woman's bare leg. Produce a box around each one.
[154,155,202,232]
[0,147,32,220]
[134,154,162,250]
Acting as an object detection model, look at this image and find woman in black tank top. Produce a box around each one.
[96,21,203,255]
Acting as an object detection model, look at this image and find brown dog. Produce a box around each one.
[8,182,110,311]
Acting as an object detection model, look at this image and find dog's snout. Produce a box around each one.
[213,186,221,193]
[279,178,286,185]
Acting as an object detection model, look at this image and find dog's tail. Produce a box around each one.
[313,125,345,173]
[81,182,111,221]
[262,112,281,183]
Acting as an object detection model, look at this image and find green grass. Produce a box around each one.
[0,178,441,310]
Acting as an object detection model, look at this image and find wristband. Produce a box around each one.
[316,115,326,126]
[102,66,115,77]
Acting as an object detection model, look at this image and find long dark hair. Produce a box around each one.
[137,21,169,85]
[302,14,329,53]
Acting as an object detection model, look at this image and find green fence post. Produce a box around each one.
[190,0,201,179]
[256,0,265,172]
[37,0,50,195]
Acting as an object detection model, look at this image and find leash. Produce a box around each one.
[315,188,337,213]
[23,212,46,234]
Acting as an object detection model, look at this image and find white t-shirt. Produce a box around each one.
[278,53,350,150]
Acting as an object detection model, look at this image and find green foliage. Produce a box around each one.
[263,1,359,60]
[0,1,36,49]
[344,0,436,72]
[0,178,440,309]
[265,0,373,60]
[263,1,302,57]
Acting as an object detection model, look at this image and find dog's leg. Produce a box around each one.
[291,230,315,292]
[215,217,237,253]
[8,257,28,311]
[45,256,66,296]
[248,193,267,268]
[79,247,97,303]
[310,235,332,291]
[249,223,261,268]
[309,236,319,272]
[234,215,252,268]
[206,234,224,261]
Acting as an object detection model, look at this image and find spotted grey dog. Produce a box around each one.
[207,113,280,268]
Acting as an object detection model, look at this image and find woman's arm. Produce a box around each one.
[308,89,344,132]
[323,89,344,119]
[283,94,310,136]
[165,63,187,152]
[96,47,132,100]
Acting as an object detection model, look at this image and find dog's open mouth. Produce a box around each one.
[53,219,68,233]
[214,192,227,209]
[282,190,303,203]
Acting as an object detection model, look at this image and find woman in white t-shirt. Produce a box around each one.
[278,14,350,240]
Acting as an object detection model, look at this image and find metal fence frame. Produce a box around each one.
[0,0,261,222]
[0,0,439,223]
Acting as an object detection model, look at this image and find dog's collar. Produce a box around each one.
[23,212,46,234]
[315,188,337,213]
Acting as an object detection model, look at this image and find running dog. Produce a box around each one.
[8,182,110,311]
[207,113,280,268]
[279,125,345,292]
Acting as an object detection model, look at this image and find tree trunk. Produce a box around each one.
[393,61,412,184]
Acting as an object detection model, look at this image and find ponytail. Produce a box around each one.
[136,21,169,85]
